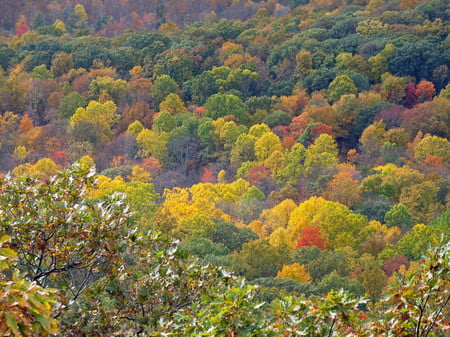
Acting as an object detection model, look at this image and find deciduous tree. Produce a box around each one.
[277,263,312,283]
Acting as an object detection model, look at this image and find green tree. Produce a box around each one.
[180,237,230,257]
[88,76,129,102]
[210,219,258,252]
[58,92,86,119]
[110,46,139,72]
[295,50,313,80]
[355,253,388,301]
[153,110,177,133]
[204,93,250,124]
[368,43,395,82]
[225,68,259,97]
[151,74,178,107]
[275,143,306,185]
[384,203,413,232]
[327,74,358,103]
[153,49,193,84]
[32,64,52,79]
[188,71,219,105]
[230,133,257,163]
[231,239,290,280]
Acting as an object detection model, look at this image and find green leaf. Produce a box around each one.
[35,313,57,333]
[5,312,20,336]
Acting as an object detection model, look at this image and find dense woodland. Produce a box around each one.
[0,0,449,335]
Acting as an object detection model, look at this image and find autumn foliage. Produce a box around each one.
[0,0,448,334]
[296,226,325,250]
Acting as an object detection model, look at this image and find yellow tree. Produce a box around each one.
[70,100,119,143]
[399,181,441,224]
[174,214,216,239]
[362,164,424,201]
[305,103,339,133]
[248,220,266,238]
[88,76,129,103]
[213,119,247,151]
[136,129,169,162]
[73,4,88,28]
[230,133,257,163]
[380,73,408,104]
[354,253,388,301]
[51,52,73,77]
[159,182,245,237]
[12,145,29,163]
[254,131,282,162]
[414,135,450,164]
[126,120,144,137]
[269,227,296,251]
[159,93,188,115]
[295,50,313,80]
[128,165,152,183]
[264,150,284,177]
[259,199,297,235]
[288,196,368,249]
[248,123,271,137]
[12,158,60,178]
[304,134,338,177]
[277,263,312,283]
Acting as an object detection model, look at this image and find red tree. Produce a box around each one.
[247,166,273,194]
[296,226,325,250]
[51,150,70,166]
[15,15,29,38]
[415,81,436,102]
[383,254,409,277]
[403,82,417,108]
[374,105,405,128]
[272,125,290,138]
[200,168,216,183]
[310,123,333,141]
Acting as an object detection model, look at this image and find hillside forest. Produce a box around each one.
[0,0,449,335]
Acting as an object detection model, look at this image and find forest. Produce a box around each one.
[0,0,449,335]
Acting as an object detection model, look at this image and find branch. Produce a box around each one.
[32,261,83,282]
[416,295,429,337]
[327,317,336,337]
[423,294,450,337]
[69,266,94,304]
